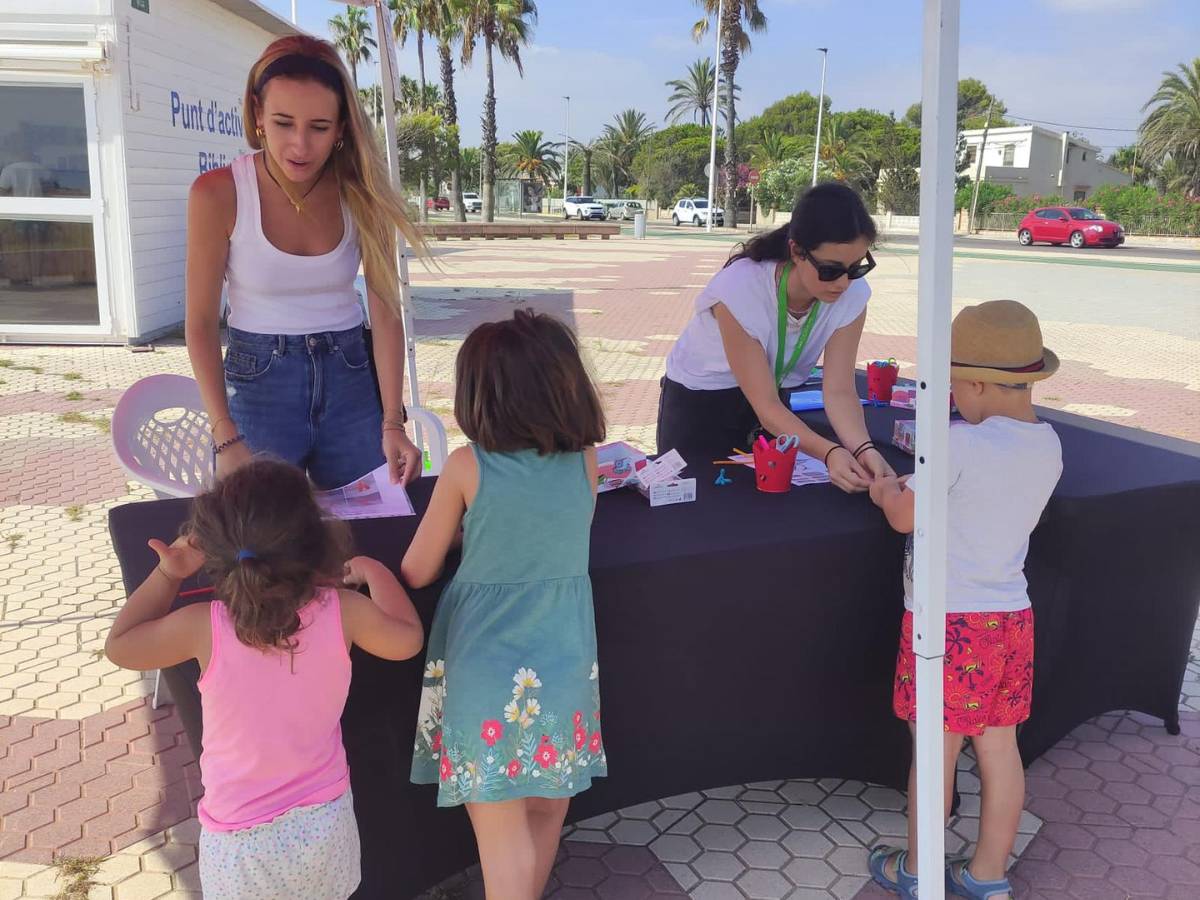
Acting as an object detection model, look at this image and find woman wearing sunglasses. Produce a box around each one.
[658,182,894,492]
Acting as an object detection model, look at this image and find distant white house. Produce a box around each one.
[0,0,298,344]
[959,124,1131,202]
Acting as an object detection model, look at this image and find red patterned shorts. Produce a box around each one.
[893,608,1034,736]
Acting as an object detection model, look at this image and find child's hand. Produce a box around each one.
[343,555,384,588]
[868,475,901,508]
[148,535,204,581]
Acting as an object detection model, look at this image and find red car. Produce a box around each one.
[1017,206,1124,248]
[425,196,450,211]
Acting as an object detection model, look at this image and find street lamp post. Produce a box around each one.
[563,96,570,205]
[811,48,828,187]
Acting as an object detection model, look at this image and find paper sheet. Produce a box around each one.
[314,463,415,519]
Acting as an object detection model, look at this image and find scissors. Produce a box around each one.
[774,433,800,452]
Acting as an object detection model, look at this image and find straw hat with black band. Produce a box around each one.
[950,300,1059,384]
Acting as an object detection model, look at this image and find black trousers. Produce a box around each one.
[656,376,787,458]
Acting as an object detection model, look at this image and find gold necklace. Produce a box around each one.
[262,154,325,215]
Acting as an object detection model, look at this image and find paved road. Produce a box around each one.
[874,232,1196,261]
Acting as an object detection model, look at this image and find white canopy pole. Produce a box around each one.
[913,0,958,895]
[704,0,723,233]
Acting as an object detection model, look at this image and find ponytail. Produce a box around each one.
[726,181,876,268]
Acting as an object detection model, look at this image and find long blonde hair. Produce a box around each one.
[243,35,424,316]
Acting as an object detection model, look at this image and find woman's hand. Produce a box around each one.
[214,440,252,480]
[826,446,872,493]
[859,447,896,481]
[147,534,205,581]
[383,427,422,486]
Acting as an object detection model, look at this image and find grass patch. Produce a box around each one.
[65,391,85,401]
[51,854,105,900]
[62,372,84,381]
[65,505,84,522]
[4,532,23,552]
[59,412,110,434]
[1042,395,1062,402]
[0,358,43,374]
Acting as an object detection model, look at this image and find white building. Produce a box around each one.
[959,124,1131,203]
[0,0,297,344]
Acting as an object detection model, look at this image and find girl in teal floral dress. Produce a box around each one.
[402,309,607,899]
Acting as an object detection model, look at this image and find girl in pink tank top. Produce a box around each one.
[106,459,423,900]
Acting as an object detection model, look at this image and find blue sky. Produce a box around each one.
[268,0,1197,157]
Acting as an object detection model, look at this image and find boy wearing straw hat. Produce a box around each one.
[867,300,1063,900]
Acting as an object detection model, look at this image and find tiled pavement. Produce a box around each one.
[1,233,1198,898]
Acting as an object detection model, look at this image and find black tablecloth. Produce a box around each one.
[108,403,1200,899]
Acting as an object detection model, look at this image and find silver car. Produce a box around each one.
[607,200,645,221]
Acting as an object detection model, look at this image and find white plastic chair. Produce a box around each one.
[112,374,213,709]
[111,374,214,500]
[409,406,449,475]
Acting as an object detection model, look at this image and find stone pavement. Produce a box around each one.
[0,233,1197,898]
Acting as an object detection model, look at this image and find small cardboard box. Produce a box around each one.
[893,419,916,455]
[631,449,697,507]
[634,478,698,507]
[595,441,648,493]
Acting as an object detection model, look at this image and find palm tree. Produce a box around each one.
[570,138,602,196]
[358,85,384,128]
[601,109,655,196]
[692,0,766,226]
[1139,58,1200,197]
[328,6,377,88]
[459,0,538,221]
[429,1,468,220]
[504,130,561,187]
[819,118,871,191]
[666,58,715,126]
[389,1,434,104]
[665,58,739,127]
[752,129,791,167]
[398,76,442,115]
[461,146,482,191]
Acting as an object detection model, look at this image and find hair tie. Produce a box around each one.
[236,549,257,562]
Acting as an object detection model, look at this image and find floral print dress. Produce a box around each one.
[410,447,606,806]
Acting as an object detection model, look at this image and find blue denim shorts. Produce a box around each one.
[223,325,385,490]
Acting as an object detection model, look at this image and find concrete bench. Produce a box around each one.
[419,222,621,241]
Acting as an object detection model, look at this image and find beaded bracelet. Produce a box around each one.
[213,433,246,455]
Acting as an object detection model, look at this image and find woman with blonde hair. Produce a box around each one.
[186,34,424,489]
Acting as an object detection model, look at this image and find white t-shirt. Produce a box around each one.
[665,257,871,391]
[903,417,1063,613]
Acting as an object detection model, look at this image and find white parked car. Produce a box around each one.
[672,197,724,227]
[563,196,606,221]
[461,191,482,213]
[608,199,645,221]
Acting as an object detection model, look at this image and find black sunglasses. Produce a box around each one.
[800,250,876,282]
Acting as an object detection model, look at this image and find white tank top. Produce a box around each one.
[225,153,364,335]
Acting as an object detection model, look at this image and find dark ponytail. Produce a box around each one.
[186,458,351,651]
[726,181,877,267]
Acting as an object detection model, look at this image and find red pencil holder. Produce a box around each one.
[753,442,799,493]
[867,361,899,404]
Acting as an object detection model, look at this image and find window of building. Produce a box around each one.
[1002,144,1015,166]
[964,145,977,166]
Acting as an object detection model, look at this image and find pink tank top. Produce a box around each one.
[197,587,351,832]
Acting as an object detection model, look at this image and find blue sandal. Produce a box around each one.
[869,845,919,898]
[945,859,1013,899]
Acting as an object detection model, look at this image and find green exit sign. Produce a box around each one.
[132,0,149,12]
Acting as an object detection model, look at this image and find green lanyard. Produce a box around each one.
[775,262,821,387]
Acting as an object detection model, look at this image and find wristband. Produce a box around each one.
[851,441,877,460]
[823,444,845,467]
